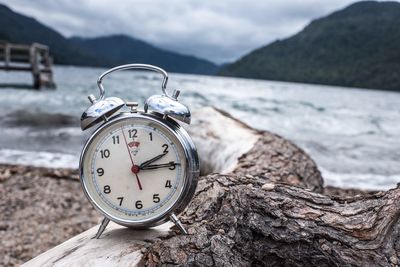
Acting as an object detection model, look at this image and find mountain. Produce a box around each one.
[0,4,102,66]
[0,4,218,74]
[219,1,400,91]
[70,35,218,75]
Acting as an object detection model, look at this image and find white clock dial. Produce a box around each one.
[81,117,187,222]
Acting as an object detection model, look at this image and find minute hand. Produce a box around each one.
[140,162,180,170]
[139,152,167,169]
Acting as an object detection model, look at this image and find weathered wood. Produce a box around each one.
[186,107,261,175]
[144,175,399,266]
[0,41,55,89]
[20,107,395,267]
[22,222,172,267]
[229,126,323,192]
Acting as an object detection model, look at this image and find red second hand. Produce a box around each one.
[134,173,143,191]
[121,127,143,191]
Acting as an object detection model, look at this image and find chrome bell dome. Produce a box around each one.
[80,95,125,130]
[144,90,191,124]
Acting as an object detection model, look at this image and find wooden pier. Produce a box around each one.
[0,41,55,89]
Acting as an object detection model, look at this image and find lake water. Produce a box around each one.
[0,65,399,190]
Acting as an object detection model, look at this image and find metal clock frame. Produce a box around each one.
[79,63,200,238]
[80,111,199,236]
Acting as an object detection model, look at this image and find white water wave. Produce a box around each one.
[0,149,79,169]
[321,167,400,191]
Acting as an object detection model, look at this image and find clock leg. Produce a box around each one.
[92,217,110,239]
[170,213,188,235]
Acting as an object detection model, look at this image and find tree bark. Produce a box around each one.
[231,131,323,193]
[144,174,400,267]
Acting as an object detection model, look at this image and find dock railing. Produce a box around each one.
[0,41,56,89]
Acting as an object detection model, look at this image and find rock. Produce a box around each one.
[261,182,275,191]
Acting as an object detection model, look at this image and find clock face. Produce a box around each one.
[81,116,187,223]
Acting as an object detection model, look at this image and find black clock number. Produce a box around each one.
[153,194,160,203]
[97,168,104,176]
[135,200,143,209]
[100,149,110,158]
[162,144,169,153]
[129,129,138,139]
[165,180,172,188]
[112,135,120,144]
[169,163,176,170]
[104,185,111,194]
[117,197,124,206]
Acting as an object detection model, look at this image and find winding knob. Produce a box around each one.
[88,94,97,104]
[172,89,180,100]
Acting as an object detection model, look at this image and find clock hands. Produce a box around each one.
[121,127,143,191]
[130,166,143,191]
[139,151,178,171]
[140,161,180,170]
[139,152,167,169]
[120,129,179,189]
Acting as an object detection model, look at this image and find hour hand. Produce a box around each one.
[140,161,180,170]
[139,152,167,168]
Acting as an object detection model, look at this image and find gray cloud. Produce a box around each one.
[0,0,392,63]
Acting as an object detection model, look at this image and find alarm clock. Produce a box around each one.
[79,64,199,238]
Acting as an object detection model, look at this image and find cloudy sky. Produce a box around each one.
[0,0,390,63]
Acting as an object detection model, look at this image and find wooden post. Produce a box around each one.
[4,43,10,68]
[35,43,55,89]
[42,49,55,88]
[30,44,42,89]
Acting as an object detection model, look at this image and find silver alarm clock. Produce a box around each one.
[79,64,199,238]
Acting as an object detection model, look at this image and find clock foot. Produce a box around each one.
[92,217,110,239]
[170,213,188,235]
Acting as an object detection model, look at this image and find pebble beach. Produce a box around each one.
[0,164,101,267]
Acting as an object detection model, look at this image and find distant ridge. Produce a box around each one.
[219,1,400,91]
[70,35,218,75]
[0,4,218,75]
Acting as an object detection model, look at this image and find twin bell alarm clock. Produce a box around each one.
[79,64,199,238]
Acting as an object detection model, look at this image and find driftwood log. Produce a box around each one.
[22,107,398,267]
[187,107,323,192]
[145,176,400,266]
